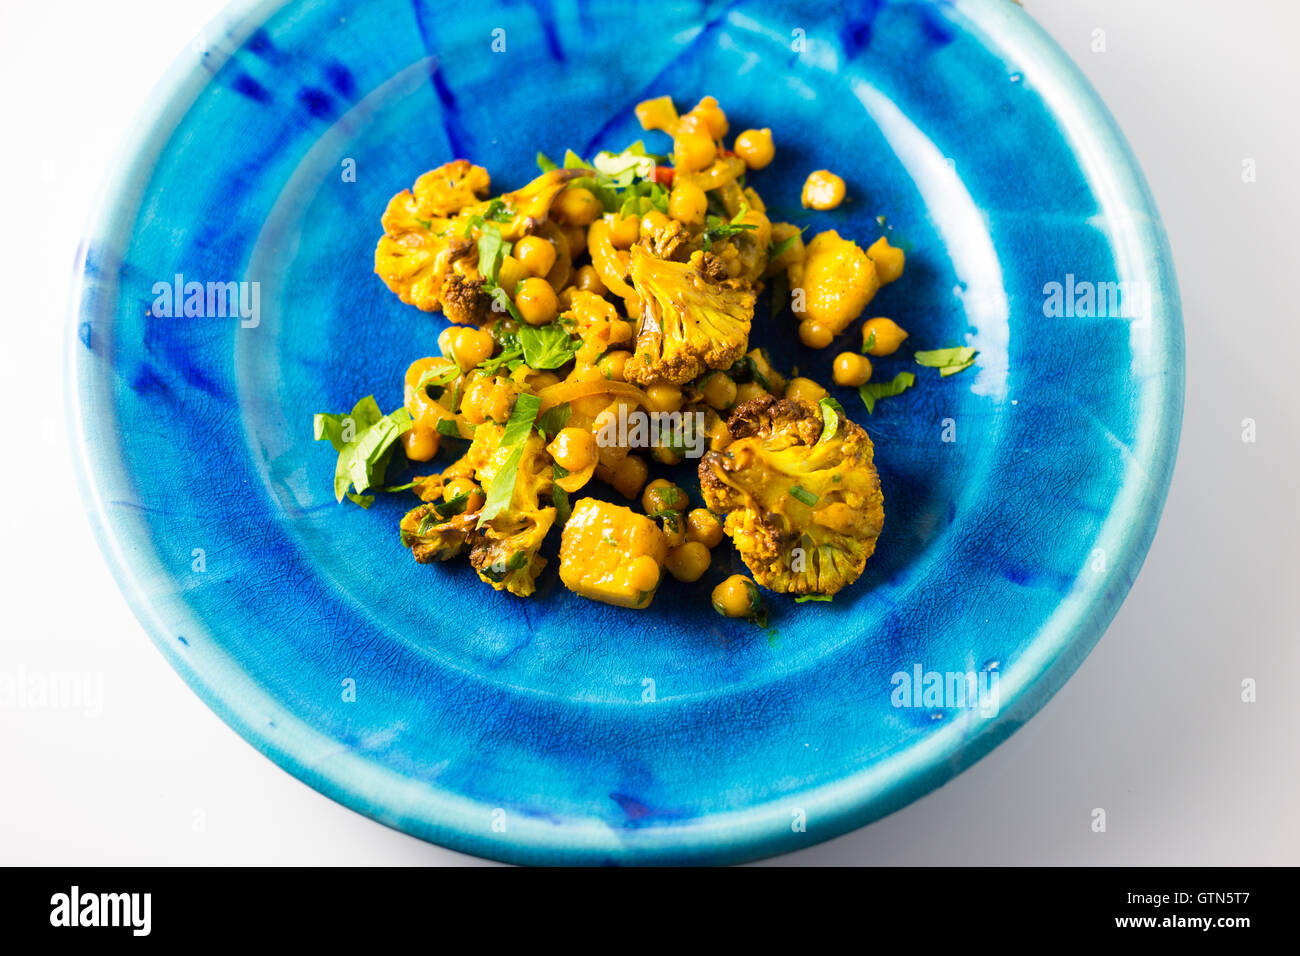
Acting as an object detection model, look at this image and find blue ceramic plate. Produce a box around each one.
[68,0,1182,864]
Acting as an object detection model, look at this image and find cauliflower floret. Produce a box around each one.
[383,160,491,231]
[624,244,757,386]
[375,228,475,313]
[791,230,881,341]
[699,394,884,596]
[399,506,479,563]
[376,166,579,315]
[463,421,557,597]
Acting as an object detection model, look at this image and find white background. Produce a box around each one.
[1,0,1296,865]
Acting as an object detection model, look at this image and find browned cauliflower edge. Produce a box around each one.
[699,395,884,596]
[624,244,757,386]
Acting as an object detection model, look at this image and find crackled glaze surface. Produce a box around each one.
[68,0,1182,863]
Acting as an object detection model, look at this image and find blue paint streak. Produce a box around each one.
[297,86,336,120]
[325,62,356,97]
[231,72,272,104]
[840,0,884,59]
[410,0,469,155]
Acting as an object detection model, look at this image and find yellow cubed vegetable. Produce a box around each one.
[559,498,670,608]
[793,230,880,338]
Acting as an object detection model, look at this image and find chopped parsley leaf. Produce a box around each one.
[314,396,413,504]
[859,371,916,414]
[476,393,541,528]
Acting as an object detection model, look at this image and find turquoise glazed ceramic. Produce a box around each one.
[68,0,1183,864]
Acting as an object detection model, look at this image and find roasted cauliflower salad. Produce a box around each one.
[316,94,938,623]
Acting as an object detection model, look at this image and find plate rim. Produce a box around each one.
[65,0,1185,864]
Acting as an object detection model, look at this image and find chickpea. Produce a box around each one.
[690,96,729,139]
[611,454,649,499]
[712,574,762,619]
[784,376,828,404]
[606,213,640,249]
[514,236,556,278]
[529,370,561,391]
[659,511,687,548]
[560,224,586,259]
[554,186,602,226]
[624,554,662,594]
[608,318,634,346]
[496,255,530,296]
[547,426,596,474]
[673,131,716,172]
[483,383,515,423]
[645,383,683,414]
[598,350,631,381]
[460,378,491,424]
[733,128,774,170]
[640,209,672,237]
[442,458,475,481]
[668,181,708,225]
[437,327,456,357]
[700,371,737,410]
[866,236,905,284]
[642,478,687,515]
[862,317,909,356]
[402,424,439,462]
[573,264,606,295]
[798,320,834,349]
[734,381,767,406]
[801,170,847,210]
[453,327,494,369]
[685,508,724,549]
[833,351,873,387]
[665,541,711,582]
[515,277,559,326]
[652,445,684,467]
[557,287,580,312]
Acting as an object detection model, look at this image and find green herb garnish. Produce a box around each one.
[473,222,511,286]
[536,402,572,441]
[416,492,473,534]
[518,323,581,370]
[861,328,877,354]
[795,594,833,603]
[859,371,916,414]
[767,226,807,262]
[415,364,461,393]
[314,396,413,504]
[435,418,473,438]
[476,393,541,527]
[552,465,571,526]
[790,485,818,507]
[702,213,757,251]
[915,346,977,377]
[816,397,845,444]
